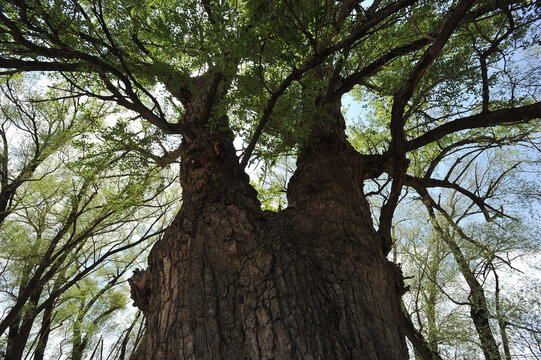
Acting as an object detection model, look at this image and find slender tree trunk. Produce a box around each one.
[493,267,512,360]
[117,312,141,360]
[5,270,30,359]
[497,321,511,360]
[420,194,502,360]
[469,287,501,360]
[401,304,442,360]
[33,271,64,360]
[129,101,407,358]
[439,231,501,360]
[72,298,91,360]
[33,305,53,360]
[425,238,441,354]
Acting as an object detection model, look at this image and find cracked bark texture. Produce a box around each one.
[129,104,407,359]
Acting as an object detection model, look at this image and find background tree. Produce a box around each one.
[0,76,181,359]
[0,0,540,359]
[385,138,541,359]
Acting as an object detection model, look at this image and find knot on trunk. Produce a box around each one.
[129,268,150,312]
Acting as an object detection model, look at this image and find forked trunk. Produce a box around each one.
[129,105,407,359]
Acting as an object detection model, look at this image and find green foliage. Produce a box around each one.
[394,142,541,358]
[0,76,181,359]
[0,0,540,358]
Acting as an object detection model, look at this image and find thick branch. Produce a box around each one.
[334,37,432,97]
[378,0,475,252]
[391,0,476,121]
[240,0,418,168]
[0,59,84,73]
[406,102,541,151]
[97,72,187,135]
[0,4,189,135]
[480,56,490,113]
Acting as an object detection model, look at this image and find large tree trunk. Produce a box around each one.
[129,102,407,359]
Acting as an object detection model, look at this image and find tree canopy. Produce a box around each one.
[0,0,540,359]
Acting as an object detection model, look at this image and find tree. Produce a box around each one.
[0,77,85,227]
[386,137,541,359]
[0,0,540,358]
[0,76,180,359]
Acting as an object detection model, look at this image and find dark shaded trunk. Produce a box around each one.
[33,305,53,360]
[129,103,407,358]
[6,288,41,360]
[0,189,12,226]
[5,316,20,360]
[117,312,141,360]
[401,305,442,360]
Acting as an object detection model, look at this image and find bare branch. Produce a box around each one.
[414,185,516,271]
[405,175,505,222]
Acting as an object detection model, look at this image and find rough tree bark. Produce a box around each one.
[129,96,407,359]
